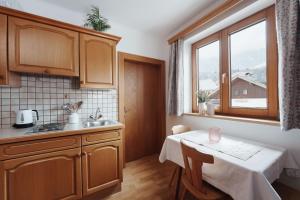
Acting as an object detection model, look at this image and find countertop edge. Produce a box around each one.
[0,123,124,145]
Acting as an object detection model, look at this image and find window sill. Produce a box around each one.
[183,113,280,126]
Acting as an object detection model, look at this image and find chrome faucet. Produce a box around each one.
[89,107,103,121]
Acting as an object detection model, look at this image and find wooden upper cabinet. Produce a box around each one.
[0,14,20,87]
[0,148,82,200]
[80,33,117,88]
[82,140,122,196]
[8,17,79,76]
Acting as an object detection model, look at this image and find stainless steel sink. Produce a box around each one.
[83,120,117,128]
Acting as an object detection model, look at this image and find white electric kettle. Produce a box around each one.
[13,110,39,128]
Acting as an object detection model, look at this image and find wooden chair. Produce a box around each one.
[169,125,191,188]
[180,141,228,200]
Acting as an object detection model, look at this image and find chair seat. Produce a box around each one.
[181,175,229,200]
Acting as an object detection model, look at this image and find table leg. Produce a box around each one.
[175,167,182,200]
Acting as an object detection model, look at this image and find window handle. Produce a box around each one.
[222,73,227,84]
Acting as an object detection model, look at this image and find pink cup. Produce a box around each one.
[209,127,222,143]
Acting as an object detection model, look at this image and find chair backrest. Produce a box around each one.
[172,125,191,135]
[180,141,214,193]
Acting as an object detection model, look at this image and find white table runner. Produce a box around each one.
[159,130,287,200]
[179,132,263,161]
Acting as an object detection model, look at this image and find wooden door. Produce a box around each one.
[8,17,79,76]
[124,61,160,162]
[0,148,82,200]
[80,33,117,89]
[82,140,122,196]
[0,14,20,87]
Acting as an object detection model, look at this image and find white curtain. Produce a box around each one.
[167,39,184,116]
[275,0,300,130]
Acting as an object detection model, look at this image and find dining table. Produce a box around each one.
[159,130,287,200]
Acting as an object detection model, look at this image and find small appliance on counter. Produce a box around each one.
[13,109,39,128]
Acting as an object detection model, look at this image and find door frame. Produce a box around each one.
[118,52,166,162]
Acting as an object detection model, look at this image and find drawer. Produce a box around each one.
[0,136,81,160]
[82,131,120,145]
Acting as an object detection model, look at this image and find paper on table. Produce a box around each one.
[178,132,263,161]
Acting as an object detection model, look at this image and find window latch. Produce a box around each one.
[222,73,227,84]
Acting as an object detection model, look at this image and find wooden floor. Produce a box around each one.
[104,154,300,200]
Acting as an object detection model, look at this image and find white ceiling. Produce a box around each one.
[43,0,223,37]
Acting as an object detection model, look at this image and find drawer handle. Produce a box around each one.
[44,69,50,74]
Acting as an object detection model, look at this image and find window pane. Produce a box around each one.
[197,40,220,108]
[230,21,267,108]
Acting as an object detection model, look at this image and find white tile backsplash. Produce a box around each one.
[0,74,118,128]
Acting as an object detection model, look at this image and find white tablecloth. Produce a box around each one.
[159,130,287,200]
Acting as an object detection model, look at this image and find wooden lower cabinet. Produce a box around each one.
[82,140,122,196]
[0,148,82,200]
[0,130,123,200]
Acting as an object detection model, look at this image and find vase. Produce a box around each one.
[69,113,80,124]
[198,102,206,115]
[206,102,215,116]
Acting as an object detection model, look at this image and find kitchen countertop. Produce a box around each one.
[0,122,124,145]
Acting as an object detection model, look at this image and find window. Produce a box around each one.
[193,34,220,110]
[192,6,278,119]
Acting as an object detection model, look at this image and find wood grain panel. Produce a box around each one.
[124,61,160,162]
[80,33,117,89]
[0,148,82,200]
[0,14,20,87]
[8,16,79,76]
[82,140,122,196]
[0,136,81,160]
[82,131,120,146]
[118,52,166,166]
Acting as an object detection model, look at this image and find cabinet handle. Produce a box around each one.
[44,69,50,74]
[82,152,88,156]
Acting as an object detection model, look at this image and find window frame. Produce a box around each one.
[191,6,278,120]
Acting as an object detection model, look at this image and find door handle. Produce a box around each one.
[124,107,129,114]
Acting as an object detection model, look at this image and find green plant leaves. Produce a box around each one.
[84,5,111,32]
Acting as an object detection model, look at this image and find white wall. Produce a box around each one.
[16,0,169,60]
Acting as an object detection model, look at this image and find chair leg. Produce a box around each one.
[179,187,186,200]
[175,167,182,200]
[169,166,178,187]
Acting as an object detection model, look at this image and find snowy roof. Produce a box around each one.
[231,72,266,89]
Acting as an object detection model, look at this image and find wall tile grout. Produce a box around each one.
[0,74,118,128]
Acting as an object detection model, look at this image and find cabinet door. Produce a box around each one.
[0,14,20,87]
[8,17,79,76]
[0,148,82,200]
[80,33,117,89]
[82,140,122,196]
